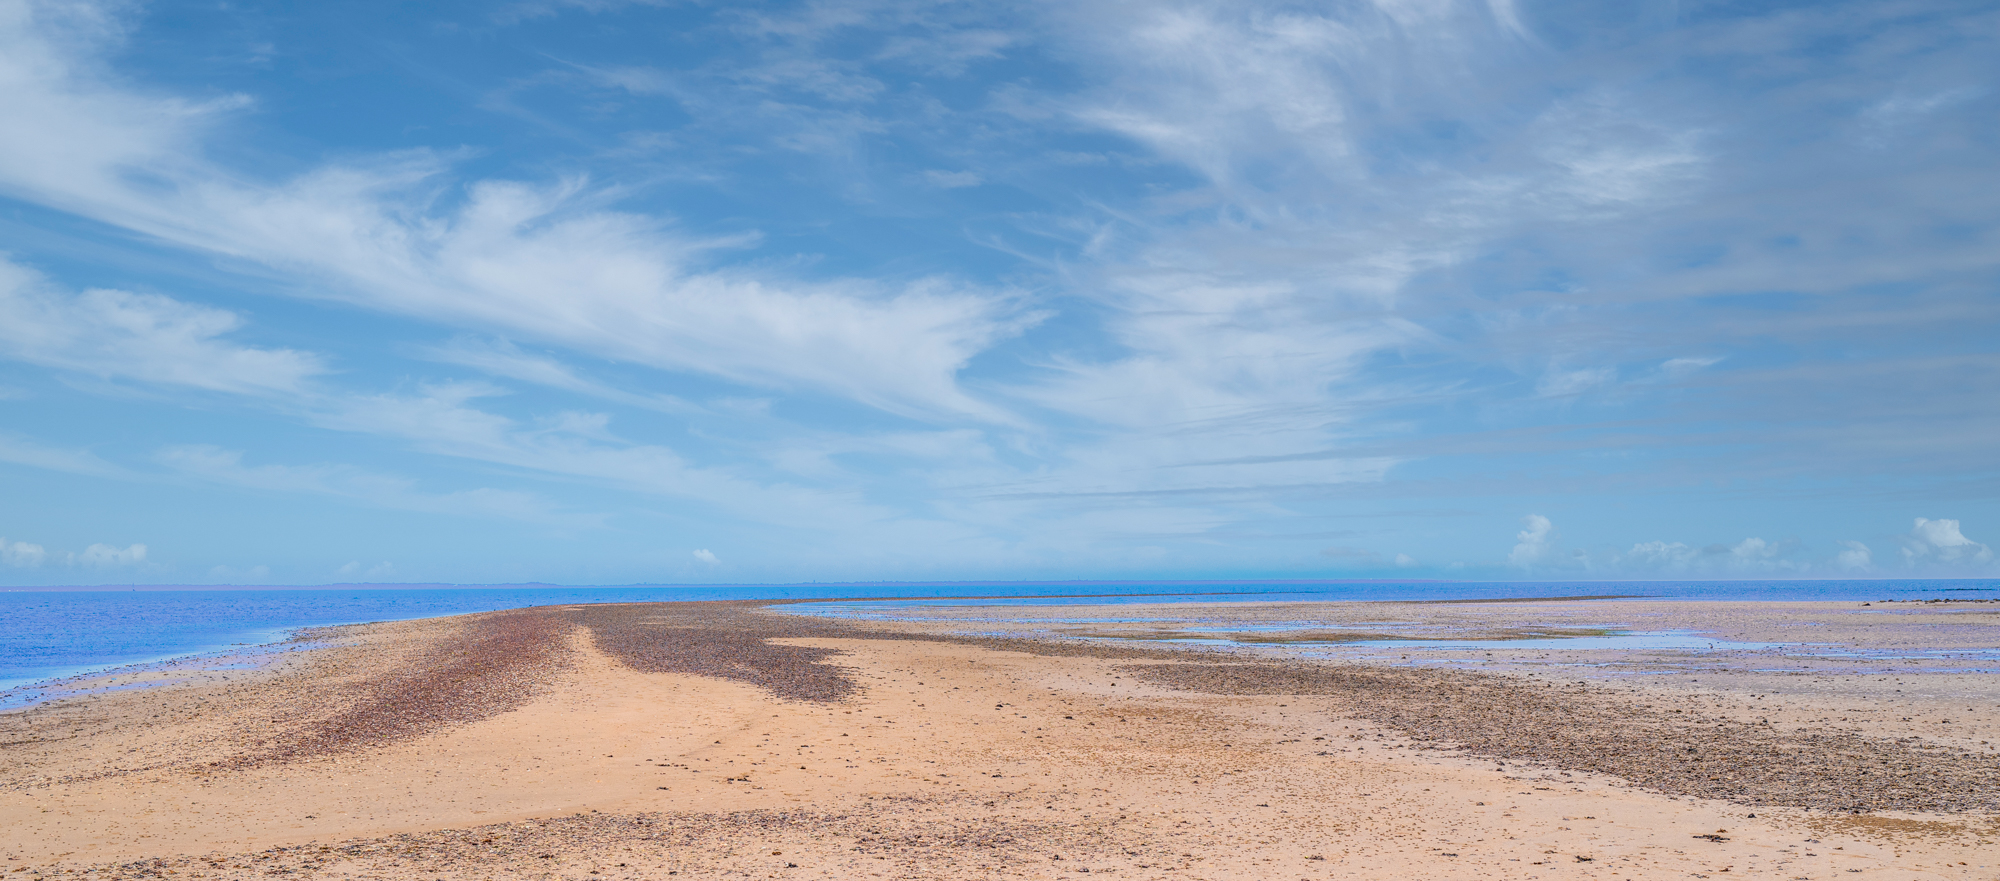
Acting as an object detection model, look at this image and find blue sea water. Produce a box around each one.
[2,578,1992,703]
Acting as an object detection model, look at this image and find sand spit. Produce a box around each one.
[1,598,1996,880]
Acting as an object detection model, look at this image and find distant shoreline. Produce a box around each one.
[7,575,1998,592]
[6,579,1996,703]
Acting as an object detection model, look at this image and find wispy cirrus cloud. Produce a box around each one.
[0,257,323,395]
[0,431,126,479]
[0,0,1995,582]
[0,1,1032,423]
[414,336,698,415]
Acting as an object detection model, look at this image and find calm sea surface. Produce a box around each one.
[3,579,1993,700]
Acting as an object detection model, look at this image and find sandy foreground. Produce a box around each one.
[2,598,1997,880]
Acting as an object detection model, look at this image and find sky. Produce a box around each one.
[0,0,1995,586]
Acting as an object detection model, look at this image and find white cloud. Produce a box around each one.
[980,0,1712,520]
[1625,540,1698,570]
[1860,87,1982,144]
[416,336,696,414]
[692,548,720,564]
[0,257,324,395]
[1536,366,1615,398]
[877,26,1016,76]
[1393,553,1416,567]
[1660,357,1723,378]
[308,383,908,531]
[0,432,124,477]
[1728,537,1778,563]
[1057,3,1366,187]
[1528,97,1703,212]
[1508,514,1554,567]
[0,0,1993,581]
[1900,517,1993,566]
[1834,540,1871,571]
[1617,536,1809,574]
[79,542,145,567]
[0,6,1031,422]
[1,537,47,567]
[565,61,675,95]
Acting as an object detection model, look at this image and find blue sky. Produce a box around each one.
[0,0,1995,585]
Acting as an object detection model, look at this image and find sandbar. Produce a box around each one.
[2,598,1996,879]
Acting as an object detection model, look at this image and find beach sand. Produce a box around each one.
[2,598,1997,879]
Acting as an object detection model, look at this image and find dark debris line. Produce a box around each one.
[235,601,2000,816]
[1123,661,2000,815]
[25,802,1166,881]
[244,608,576,763]
[564,603,861,702]
[564,600,1200,700]
[564,601,1188,702]
[565,601,2000,814]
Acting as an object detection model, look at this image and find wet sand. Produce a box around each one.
[1,598,1996,879]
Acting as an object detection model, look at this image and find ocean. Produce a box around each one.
[3,578,1993,705]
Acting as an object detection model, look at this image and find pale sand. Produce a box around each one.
[1,599,1996,880]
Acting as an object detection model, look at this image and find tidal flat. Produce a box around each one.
[2,598,1996,879]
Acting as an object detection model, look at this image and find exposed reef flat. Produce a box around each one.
[2,599,1996,879]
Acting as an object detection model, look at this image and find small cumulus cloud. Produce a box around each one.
[2,537,48,567]
[1728,537,1779,563]
[1394,553,1416,567]
[1614,536,1821,574]
[80,543,147,567]
[1508,514,1555,567]
[1625,540,1697,569]
[1835,540,1871,571]
[2,536,160,570]
[693,549,720,565]
[1899,518,1992,567]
